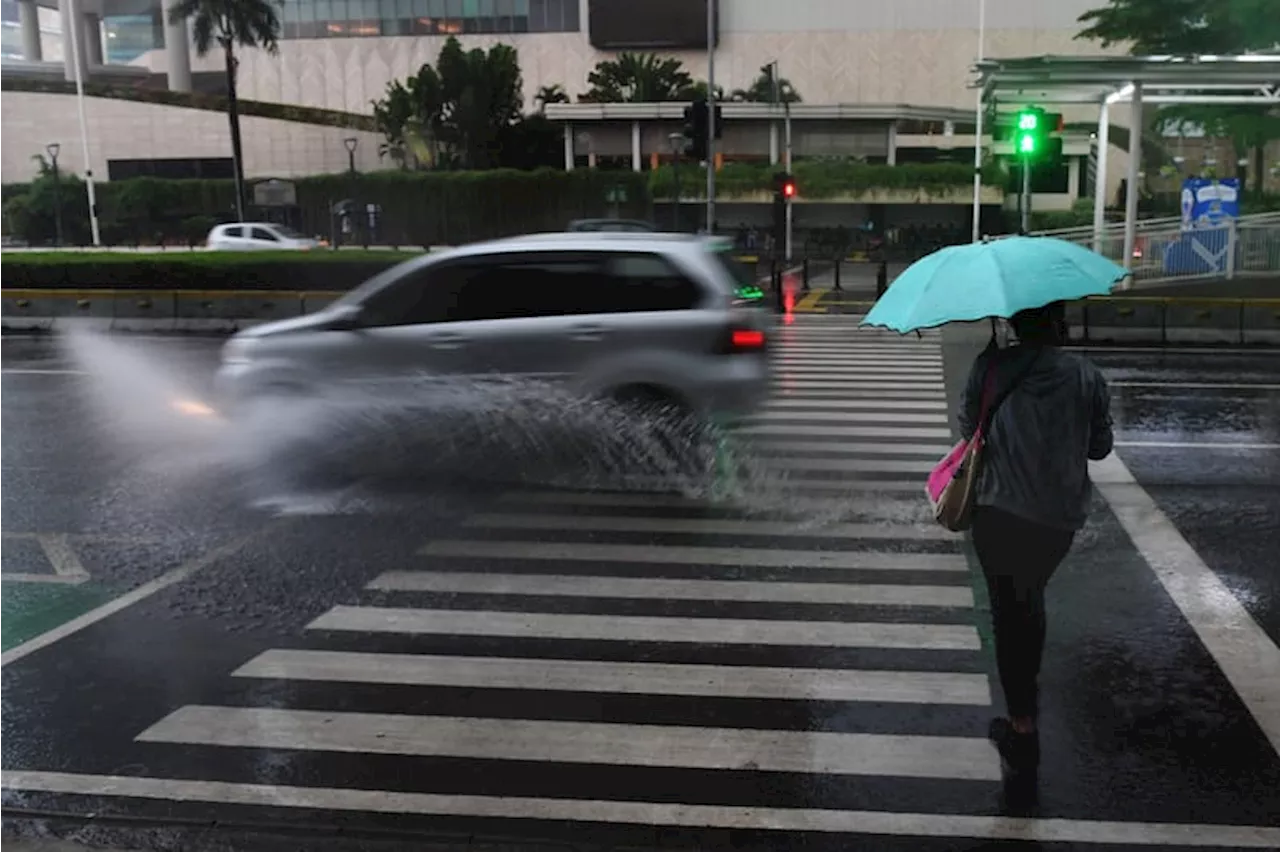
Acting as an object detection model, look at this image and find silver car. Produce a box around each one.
[216,232,771,425]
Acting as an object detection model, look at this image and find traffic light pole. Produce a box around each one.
[1020,156,1031,233]
[705,0,716,234]
[784,96,793,261]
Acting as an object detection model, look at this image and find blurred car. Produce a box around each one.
[207,222,321,251]
[216,232,770,425]
[566,218,657,233]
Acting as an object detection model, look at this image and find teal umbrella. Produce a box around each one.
[861,236,1128,333]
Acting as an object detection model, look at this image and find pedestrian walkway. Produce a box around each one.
[10,317,1011,838]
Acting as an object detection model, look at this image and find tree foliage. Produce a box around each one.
[579,53,697,103]
[1077,0,1280,193]
[731,67,803,104]
[534,84,570,112]
[370,36,555,171]
[167,0,280,56]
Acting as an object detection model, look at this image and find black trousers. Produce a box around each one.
[971,505,1075,720]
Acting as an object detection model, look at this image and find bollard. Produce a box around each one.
[802,258,811,292]
[772,262,784,313]
[833,257,842,291]
[875,261,888,299]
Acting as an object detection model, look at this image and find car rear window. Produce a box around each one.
[708,247,764,304]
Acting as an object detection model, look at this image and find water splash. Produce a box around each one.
[54,326,931,527]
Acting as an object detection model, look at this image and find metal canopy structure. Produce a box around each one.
[970,54,1280,277]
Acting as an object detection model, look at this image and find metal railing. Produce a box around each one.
[1008,212,1280,287]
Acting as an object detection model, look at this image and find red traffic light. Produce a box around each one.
[782,180,795,198]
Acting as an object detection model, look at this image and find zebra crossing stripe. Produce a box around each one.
[233,649,991,704]
[136,705,999,780]
[757,458,937,474]
[764,399,948,411]
[748,411,948,424]
[736,425,950,439]
[494,490,932,516]
[419,540,966,571]
[306,606,981,650]
[367,571,972,607]
[460,512,950,540]
[8,772,1280,846]
[766,382,949,394]
[744,440,951,456]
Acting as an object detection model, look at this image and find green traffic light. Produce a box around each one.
[1017,112,1039,130]
[1018,135,1036,153]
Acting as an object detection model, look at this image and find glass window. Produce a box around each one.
[361,263,467,326]
[528,0,546,31]
[452,255,602,321]
[222,226,243,238]
[594,253,700,313]
[561,0,578,30]
[251,227,280,242]
[477,0,494,31]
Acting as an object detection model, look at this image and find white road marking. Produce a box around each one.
[768,381,949,393]
[0,527,273,668]
[462,512,949,539]
[0,368,90,375]
[762,457,935,474]
[137,705,997,780]
[1091,454,1280,755]
[1115,440,1280,450]
[234,648,991,704]
[1068,345,1280,356]
[774,355,944,365]
[1109,381,1280,391]
[307,606,980,649]
[36,533,90,580]
[1,573,89,585]
[495,490,930,517]
[749,410,947,424]
[736,424,952,440]
[7,772,1280,846]
[369,571,971,607]
[420,539,965,571]
[746,440,951,456]
[769,388,948,400]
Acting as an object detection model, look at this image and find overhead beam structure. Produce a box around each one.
[970,54,1280,279]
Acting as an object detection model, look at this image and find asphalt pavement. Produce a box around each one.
[2,325,1278,852]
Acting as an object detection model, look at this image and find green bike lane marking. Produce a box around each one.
[1,580,121,652]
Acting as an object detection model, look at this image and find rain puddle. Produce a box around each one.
[55,326,931,527]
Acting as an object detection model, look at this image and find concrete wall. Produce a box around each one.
[0,90,384,182]
[148,0,1119,115]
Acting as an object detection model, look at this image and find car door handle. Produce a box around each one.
[570,324,607,341]
[429,335,468,349]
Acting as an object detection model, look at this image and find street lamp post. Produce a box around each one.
[46,142,63,247]
[668,132,685,232]
[343,137,358,248]
[344,137,358,175]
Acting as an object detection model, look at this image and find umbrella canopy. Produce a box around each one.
[861,236,1128,334]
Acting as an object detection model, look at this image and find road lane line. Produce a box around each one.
[137,705,996,780]
[1,573,89,585]
[1068,345,1280,356]
[234,649,990,704]
[495,490,930,515]
[768,382,949,392]
[307,607,980,650]
[368,571,971,607]
[1091,454,1280,755]
[461,512,948,540]
[768,389,948,400]
[6,772,1280,846]
[420,540,965,572]
[0,526,273,668]
[760,457,936,474]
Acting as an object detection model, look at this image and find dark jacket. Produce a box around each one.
[958,342,1114,531]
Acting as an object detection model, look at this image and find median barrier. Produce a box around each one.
[1074,298,1166,343]
[1243,303,1280,345]
[1163,300,1245,345]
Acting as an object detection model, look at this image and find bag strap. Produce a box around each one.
[978,347,1043,435]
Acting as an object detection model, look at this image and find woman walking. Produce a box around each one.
[957,301,1114,788]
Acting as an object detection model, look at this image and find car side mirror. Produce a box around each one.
[327,304,365,331]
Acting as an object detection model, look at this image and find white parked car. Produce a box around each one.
[206,222,321,251]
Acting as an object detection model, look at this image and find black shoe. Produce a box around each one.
[988,717,1040,775]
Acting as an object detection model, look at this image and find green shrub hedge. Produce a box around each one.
[1,251,420,291]
[2,169,653,248]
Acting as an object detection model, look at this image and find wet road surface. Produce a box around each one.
[2,327,1278,851]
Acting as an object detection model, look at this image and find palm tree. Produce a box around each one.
[534,84,569,113]
[580,53,697,103]
[167,0,280,221]
[731,67,802,104]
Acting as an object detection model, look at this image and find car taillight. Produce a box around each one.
[720,326,767,354]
